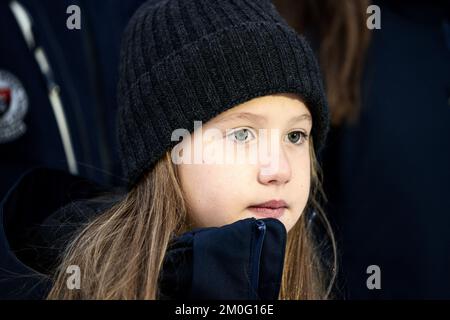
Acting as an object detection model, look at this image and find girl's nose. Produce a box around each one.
[257,147,291,185]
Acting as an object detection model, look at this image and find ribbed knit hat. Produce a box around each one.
[117,0,329,188]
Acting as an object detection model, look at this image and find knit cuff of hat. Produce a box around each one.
[118,22,329,189]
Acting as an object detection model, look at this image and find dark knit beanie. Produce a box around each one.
[117,0,329,188]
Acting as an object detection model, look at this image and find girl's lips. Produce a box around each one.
[250,199,287,208]
[247,206,286,219]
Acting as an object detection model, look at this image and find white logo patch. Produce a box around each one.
[0,70,28,143]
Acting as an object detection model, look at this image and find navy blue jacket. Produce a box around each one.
[0,168,287,300]
[0,0,146,200]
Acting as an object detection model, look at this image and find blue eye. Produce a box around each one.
[286,130,308,145]
[227,128,255,143]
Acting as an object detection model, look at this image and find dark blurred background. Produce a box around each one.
[0,0,147,198]
[274,0,450,299]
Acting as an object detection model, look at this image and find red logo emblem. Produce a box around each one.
[0,87,11,115]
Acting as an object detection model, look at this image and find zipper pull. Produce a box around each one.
[250,219,267,299]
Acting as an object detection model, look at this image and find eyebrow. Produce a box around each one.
[216,112,267,125]
[215,112,312,126]
[287,114,312,125]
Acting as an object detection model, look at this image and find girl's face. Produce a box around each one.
[176,93,312,233]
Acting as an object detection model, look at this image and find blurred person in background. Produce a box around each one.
[0,0,146,199]
[274,0,450,299]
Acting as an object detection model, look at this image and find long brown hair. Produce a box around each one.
[47,139,336,299]
[274,0,371,125]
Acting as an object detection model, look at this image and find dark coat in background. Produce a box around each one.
[0,0,146,200]
[322,0,450,299]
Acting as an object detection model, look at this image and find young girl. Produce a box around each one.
[0,0,336,300]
